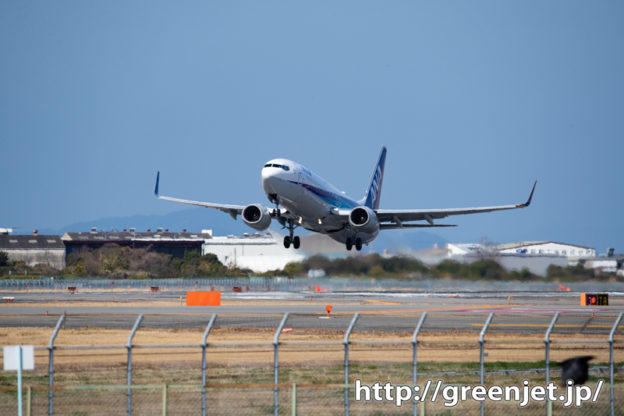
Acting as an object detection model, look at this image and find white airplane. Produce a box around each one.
[155,147,536,251]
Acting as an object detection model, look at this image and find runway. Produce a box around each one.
[1,288,623,335]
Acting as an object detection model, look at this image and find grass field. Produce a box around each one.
[2,325,623,415]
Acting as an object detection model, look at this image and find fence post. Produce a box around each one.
[274,313,290,416]
[609,312,623,416]
[201,314,217,416]
[479,313,494,416]
[544,312,559,416]
[126,314,144,416]
[48,315,65,416]
[292,383,297,416]
[412,312,428,416]
[162,384,168,416]
[26,385,31,416]
[344,313,360,416]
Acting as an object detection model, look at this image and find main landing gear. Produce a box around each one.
[283,219,300,249]
[345,237,363,251]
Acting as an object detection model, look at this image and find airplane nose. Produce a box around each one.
[261,166,273,180]
[262,167,278,194]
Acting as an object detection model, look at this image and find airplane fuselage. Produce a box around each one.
[261,159,378,244]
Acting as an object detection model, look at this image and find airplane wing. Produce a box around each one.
[154,172,245,220]
[376,181,537,228]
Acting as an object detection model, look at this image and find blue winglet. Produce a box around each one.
[517,180,537,208]
[524,180,537,206]
[154,171,160,196]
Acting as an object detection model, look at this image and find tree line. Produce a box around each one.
[0,245,616,280]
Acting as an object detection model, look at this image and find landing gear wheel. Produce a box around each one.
[345,238,353,251]
[293,236,300,249]
[283,236,291,249]
[355,238,362,251]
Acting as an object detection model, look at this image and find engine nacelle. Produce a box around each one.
[348,206,379,234]
[242,204,272,231]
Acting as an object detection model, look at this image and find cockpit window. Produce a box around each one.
[264,163,290,171]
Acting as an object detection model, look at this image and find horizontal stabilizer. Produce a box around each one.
[380,223,457,230]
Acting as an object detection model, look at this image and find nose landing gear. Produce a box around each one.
[283,219,301,249]
[283,235,301,249]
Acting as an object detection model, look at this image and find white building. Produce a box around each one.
[494,241,595,258]
[584,259,618,274]
[202,232,305,272]
[0,234,66,269]
[446,243,489,257]
[435,241,592,276]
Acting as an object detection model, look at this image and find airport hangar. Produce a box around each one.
[2,228,620,275]
[0,232,65,269]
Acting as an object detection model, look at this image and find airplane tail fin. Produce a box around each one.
[363,147,387,210]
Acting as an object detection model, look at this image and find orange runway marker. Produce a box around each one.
[186,291,221,306]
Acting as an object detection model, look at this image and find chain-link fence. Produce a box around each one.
[3,311,624,415]
[2,382,624,416]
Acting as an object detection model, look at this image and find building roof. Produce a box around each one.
[0,235,64,250]
[204,233,276,246]
[494,241,595,251]
[61,230,209,243]
[447,243,487,251]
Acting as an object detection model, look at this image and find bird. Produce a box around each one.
[559,356,594,385]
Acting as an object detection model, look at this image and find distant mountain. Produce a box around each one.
[39,207,448,252]
[38,208,250,236]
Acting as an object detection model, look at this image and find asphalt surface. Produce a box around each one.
[1,289,623,335]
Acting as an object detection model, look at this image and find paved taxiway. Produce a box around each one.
[1,289,623,335]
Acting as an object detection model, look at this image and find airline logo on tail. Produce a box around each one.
[364,146,387,210]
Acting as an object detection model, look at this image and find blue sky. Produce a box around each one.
[1,1,623,252]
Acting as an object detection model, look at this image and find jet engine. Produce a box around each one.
[348,206,379,234]
[242,204,272,231]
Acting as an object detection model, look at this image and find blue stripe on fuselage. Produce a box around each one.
[289,181,357,209]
